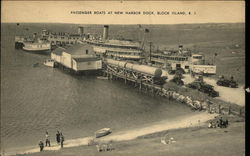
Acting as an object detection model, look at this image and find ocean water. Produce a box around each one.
[1,23,243,154]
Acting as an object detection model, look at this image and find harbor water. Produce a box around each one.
[1,24,196,154]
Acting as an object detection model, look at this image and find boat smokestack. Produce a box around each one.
[78,27,84,36]
[178,44,183,53]
[33,33,37,40]
[103,25,109,40]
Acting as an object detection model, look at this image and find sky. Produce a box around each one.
[1,1,245,24]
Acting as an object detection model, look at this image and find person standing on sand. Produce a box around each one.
[45,131,51,147]
[39,140,44,151]
[60,133,64,148]
[56,131,60,144]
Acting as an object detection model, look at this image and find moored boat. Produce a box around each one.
[43,59,55,67]
[22,39,51,52]
[95,128,112,138]
[97,76,109,80]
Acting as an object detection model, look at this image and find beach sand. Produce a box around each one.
[4,112,215,156]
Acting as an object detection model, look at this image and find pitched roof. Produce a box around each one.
[65,43,93,55]
[52,43,93,56]
[52,47,65,55]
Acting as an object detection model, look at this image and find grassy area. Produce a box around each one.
[18,115,244,156]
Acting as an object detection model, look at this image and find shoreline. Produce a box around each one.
[2,112,216,156]
[12,114,244,156]
[2,73,245,156]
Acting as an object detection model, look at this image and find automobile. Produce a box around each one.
[216,78,238,88]
[186,81,219,97]
[153,76,168,85]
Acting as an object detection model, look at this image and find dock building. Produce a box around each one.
[51,43,102,72]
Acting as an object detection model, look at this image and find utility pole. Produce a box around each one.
[149,42,152,63]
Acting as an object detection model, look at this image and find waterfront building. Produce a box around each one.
[51,43,102,72]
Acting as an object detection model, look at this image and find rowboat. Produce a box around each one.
[95,128,112,138]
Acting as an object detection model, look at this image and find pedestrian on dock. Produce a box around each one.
[45,131,51,147]
[38,140,44,152]
[56,131,61,144]
[60,132,64,148]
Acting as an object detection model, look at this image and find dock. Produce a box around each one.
[102,59,244,117]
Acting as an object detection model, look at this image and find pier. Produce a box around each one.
[102,59,244,117]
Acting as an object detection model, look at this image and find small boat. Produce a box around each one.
[95,128,112,138]
[33,63,39,67]
[44,59,55,67]
[97,76,108,80]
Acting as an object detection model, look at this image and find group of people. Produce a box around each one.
[208,117,229,128]
[38,131,65,152]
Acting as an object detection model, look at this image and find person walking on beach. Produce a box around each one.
[38,140,44,152]
[60,133,64,148]
[56,131,61,144]
[45,131,51,147]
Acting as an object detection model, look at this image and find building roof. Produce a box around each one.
[72,57,99,62]
[65,43,94,55]
[52,43,94,56]
[52,47,66,55]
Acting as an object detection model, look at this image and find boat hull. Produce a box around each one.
[22,41,51,53]
[22,47,50,52]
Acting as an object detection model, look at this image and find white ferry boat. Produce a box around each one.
[151,45,216,74]
[87,25,144,61]
[87,39,144,60]
[23,39,51,52]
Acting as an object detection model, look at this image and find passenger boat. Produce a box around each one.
[95,128,112,138]
[151,45,216,75]
[22,38,51,52]
[43,59,55,67]
[87,25,144,61]
[87,39,144,60]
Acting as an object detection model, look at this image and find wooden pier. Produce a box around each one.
[102,60,244,117]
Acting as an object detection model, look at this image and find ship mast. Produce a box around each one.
[149,41,152,62]
[137,25,149,50]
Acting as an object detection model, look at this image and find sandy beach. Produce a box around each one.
[4,112,215,156]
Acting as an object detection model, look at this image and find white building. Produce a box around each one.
[51,43,102,72]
